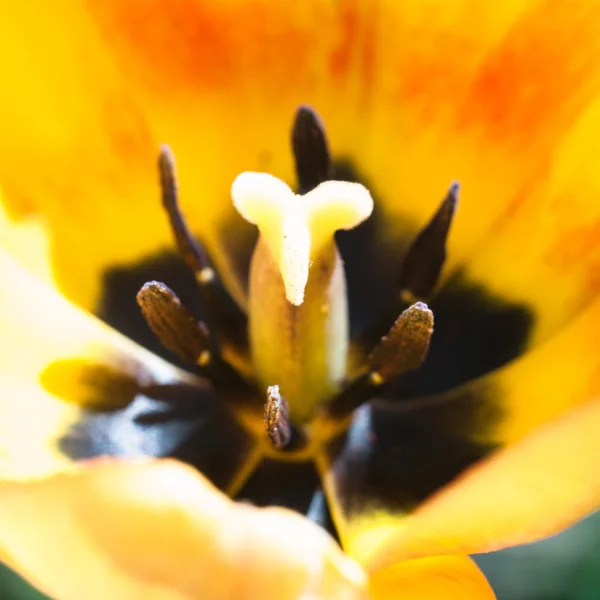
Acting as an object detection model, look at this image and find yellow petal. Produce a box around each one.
[462,92,600,345]
[0,0,165,310]
[474,291,600,444]
[320,286,600,564]
[4,0,597,338]
[0,459,367,600]
[363,1,600,345]
[316,400,492,565]
[365,398,600,572]
[0,247,183,477]
[0,246,195,394]
[0,0,375,312]
[369,555,495,600]
[0,248,259,492]
[0,188,55,286]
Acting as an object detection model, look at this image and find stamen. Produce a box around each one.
[136,281,211,366]
[292,105,332,194]
[264,385,291,449]
[398,182,459,302]
[368,301,434,384]
[158,145,215,284]
[327,302,434,417]
[159,145,250,372]
[232,172,373,305]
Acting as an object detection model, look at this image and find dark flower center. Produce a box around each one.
[76,106,534,517]
[132,107,468,456]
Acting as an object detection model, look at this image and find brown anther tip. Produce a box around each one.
[136,281,211,365]
[264,385,291,450]
[398,183,459,300]
[369,302,434,384]
[292,105,332,194]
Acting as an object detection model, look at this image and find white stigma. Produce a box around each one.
[231,172,374,305]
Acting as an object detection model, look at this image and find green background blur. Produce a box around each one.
[2,510,599,599]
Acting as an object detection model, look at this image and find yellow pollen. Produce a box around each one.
[197,350,211,367]
[369,371,384,386]
[231,172,373,306]
[196,266,216,284]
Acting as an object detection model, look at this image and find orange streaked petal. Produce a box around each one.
[0,459,367,600]
[2,0,600,346]
[0,0,167,310]
[365,398,600,572]
[369,555,495,600]
[461,92,600,346]
[0,0,375,311]
[367,0,600,344]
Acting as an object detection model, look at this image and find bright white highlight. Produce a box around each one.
[232,172,373,305]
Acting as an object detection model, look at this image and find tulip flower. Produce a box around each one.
[0,1,599,599]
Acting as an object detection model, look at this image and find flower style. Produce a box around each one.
[1,1,600,599]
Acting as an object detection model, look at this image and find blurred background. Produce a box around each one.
[2,509,600,599]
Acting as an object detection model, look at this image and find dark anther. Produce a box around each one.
[264,385,292,449]
[158,145,215,285]
[398,182,459,302]
[369,301,434,384]
[327,302,434,417]
[292,106,332,194]
[158,144,249,370]
[136,281,211,365]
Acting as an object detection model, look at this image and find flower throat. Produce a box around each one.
[136,106,457,454]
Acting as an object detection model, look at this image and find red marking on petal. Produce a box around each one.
[457,1,600,148]
[546,214,600,267]
[394,29,481,122]
[86,1,319,93]
[545,212,600,297]
[357,3,378,113]
[329,2,359,81]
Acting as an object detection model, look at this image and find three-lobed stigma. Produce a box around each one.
[231,172,373,306]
